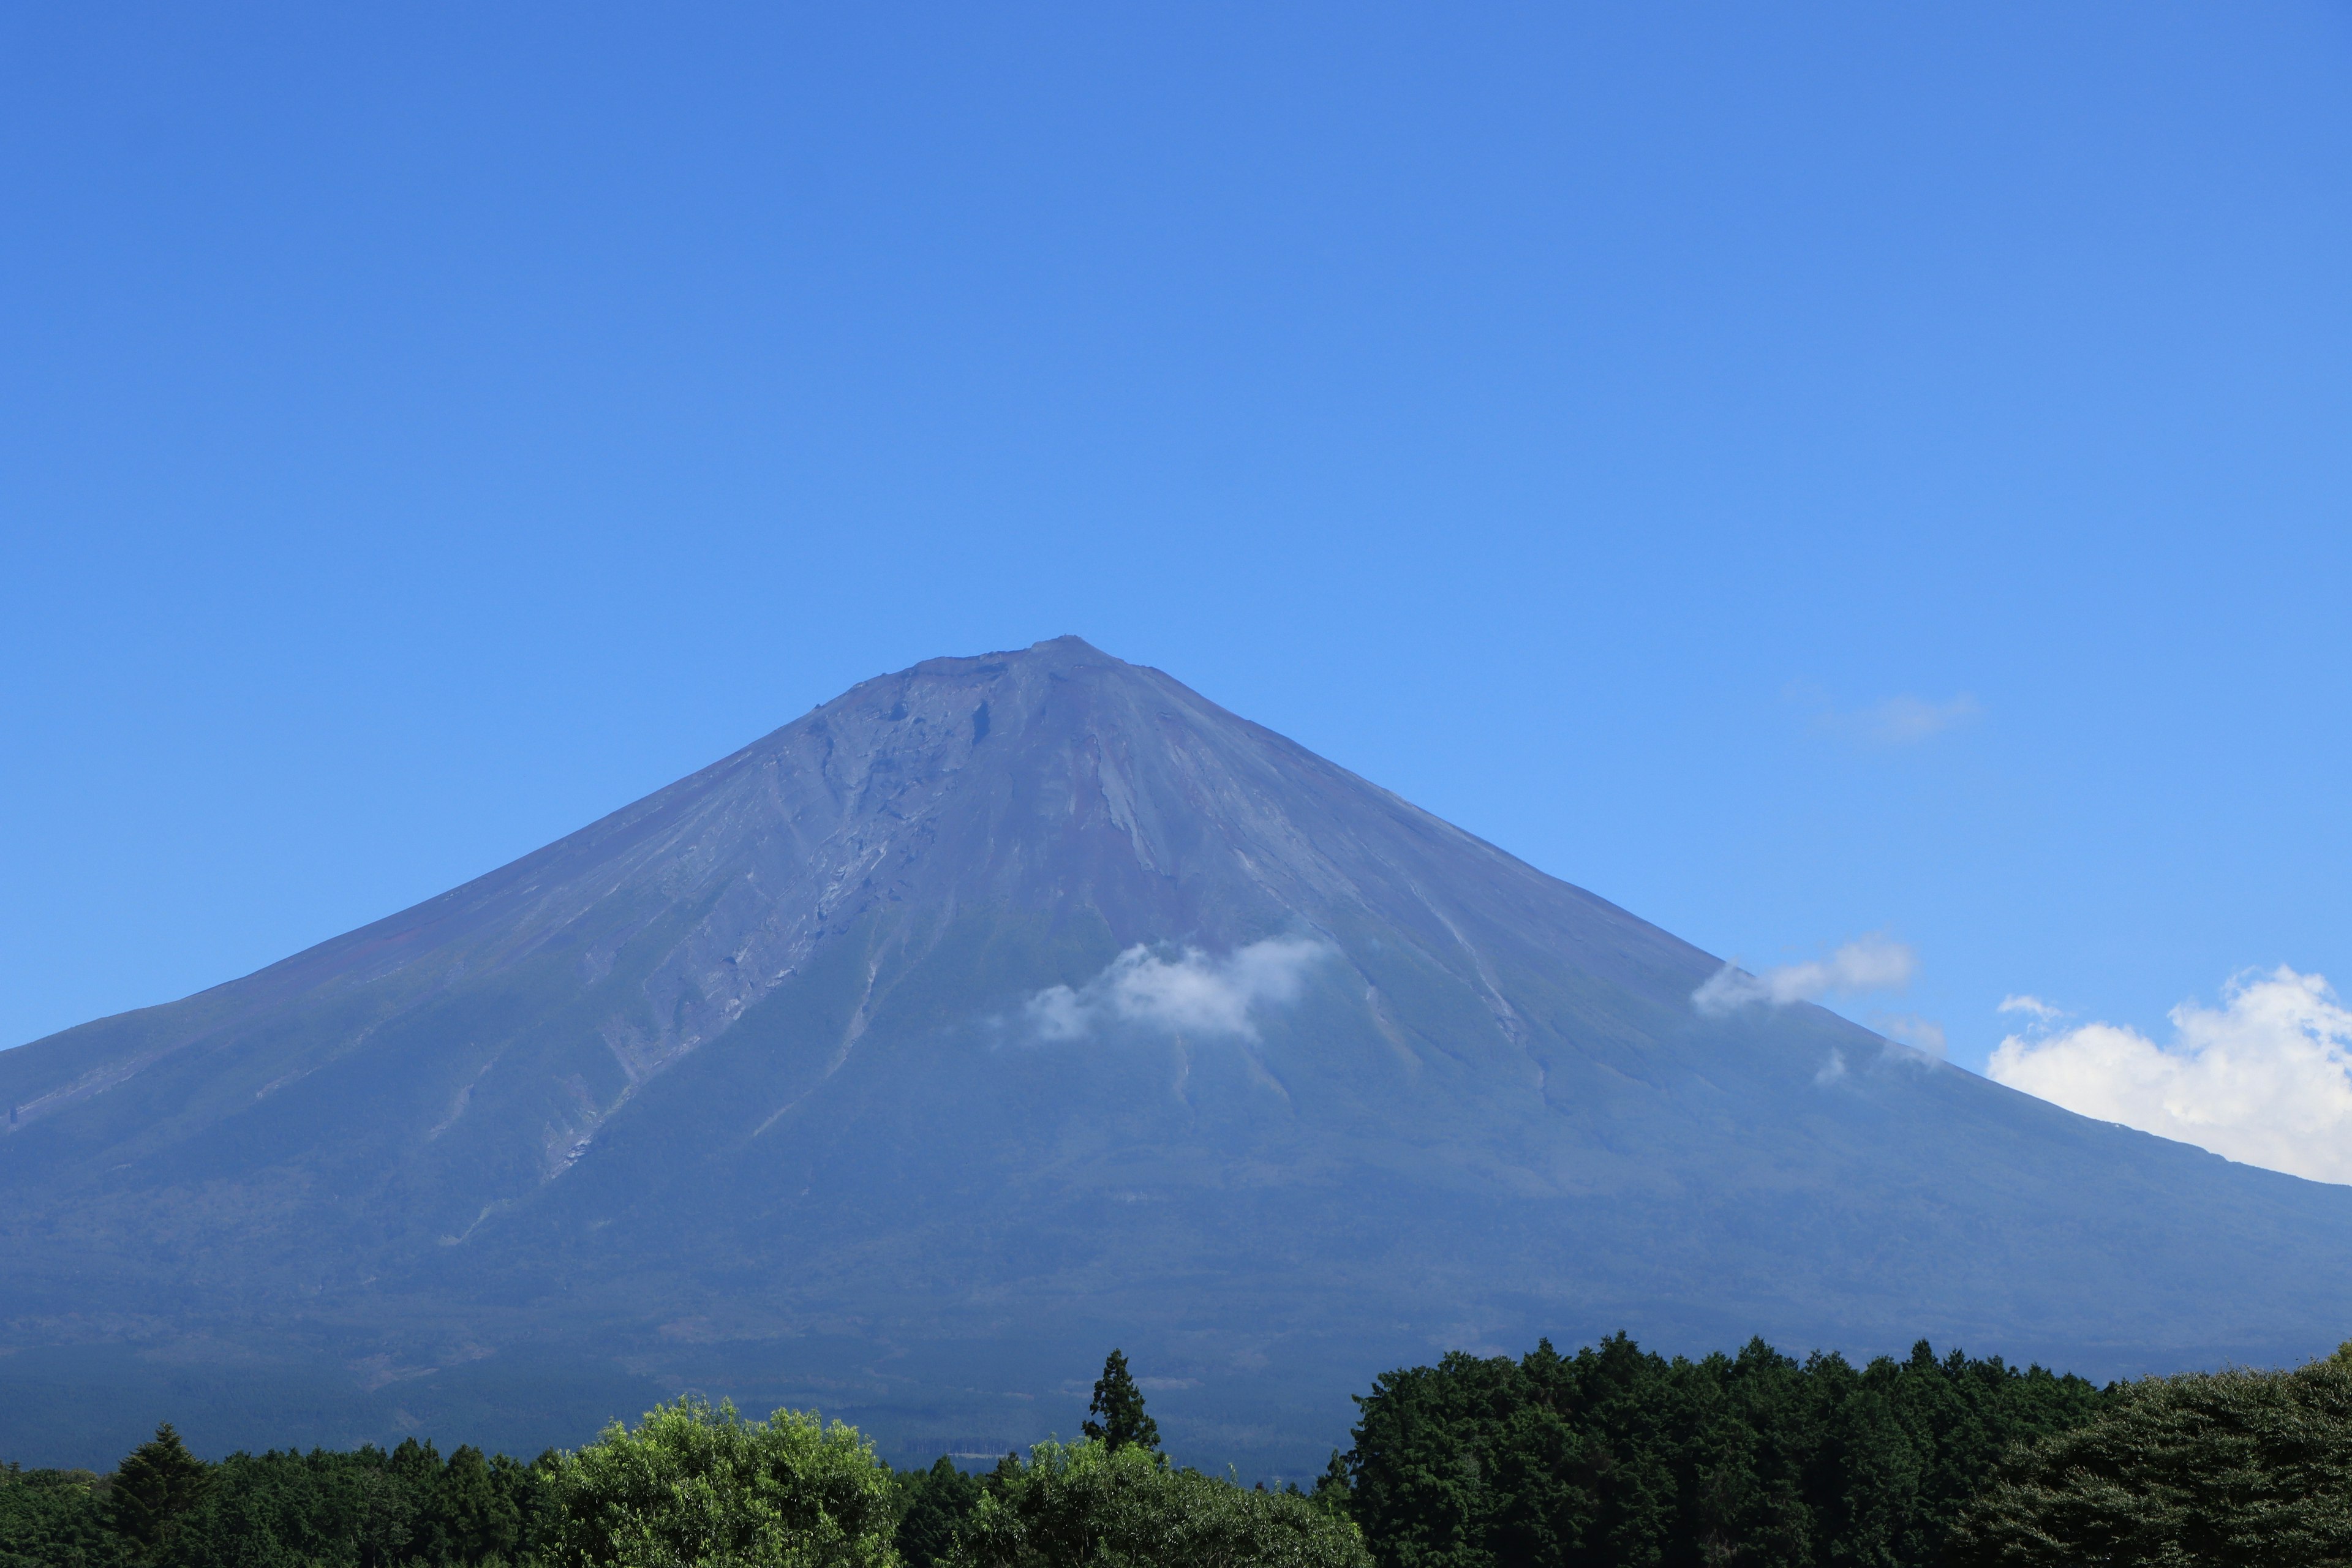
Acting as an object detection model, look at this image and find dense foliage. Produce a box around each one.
[952,1438,1369,1568]
[20,1337,2352,1567]
[1340,1333,2106,1568]
[2,1433,551,1568]
[1950,1357,2352,1566]
[540,1396,898,1568]
[108,1425,213,1562]
[0,1464,119,1568]
[894,1457,985,1568]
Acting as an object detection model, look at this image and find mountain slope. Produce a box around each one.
[6,636,2350,1472]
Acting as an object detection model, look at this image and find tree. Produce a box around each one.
[0,1464,125,1568]
[541,1395,900,1567]
[106,1424,211,1562]
[1082,1352,1160,1456]
[1343,1333,2106,1568]
[897,1456,985,1568]
[437,1444,522,1564]
[1951,1359,2352,1566]
[951,1438,1370,1568]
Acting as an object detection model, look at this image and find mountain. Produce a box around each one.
[6,636,2351,1474]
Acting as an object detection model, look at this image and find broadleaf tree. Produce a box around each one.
[952,1439,1370,1568]
[541,1395,900,1567]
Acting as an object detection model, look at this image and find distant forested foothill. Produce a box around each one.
[10,1335,2352,1567]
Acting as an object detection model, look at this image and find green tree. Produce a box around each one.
[1306,1453,1352,1522]
[541,1395,900,1567]
[1343,1333,2105,1568]
[1951,1359,2352,1566]
[156,1447,414,1568]
[896,1457,984,1568]
[951,1438,1370,1568]
[107,1425,211,1563]
[1080,1352,1159,1456]
[437,1444,521,1564]
[0,1464,126,1568]
[102,1436,552,1568]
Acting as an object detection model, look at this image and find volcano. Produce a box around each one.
[6,636,2351,1472]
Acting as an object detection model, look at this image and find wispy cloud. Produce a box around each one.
[1856,693,1981,744]
[1694,935,1918,1016]
[1871,1012,1947,1059]
[1988,967,2352,1186]
[1026,937,1334,1042]
[1791,685,1983,747]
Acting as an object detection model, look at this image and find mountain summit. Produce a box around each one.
[7,637,2352,1471]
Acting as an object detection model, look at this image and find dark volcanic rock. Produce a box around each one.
[5,636,2350,1472]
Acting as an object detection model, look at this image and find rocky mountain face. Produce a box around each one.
[7,636,2352,1473]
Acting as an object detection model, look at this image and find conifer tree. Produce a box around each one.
[1082,1348,1162,1454]
[107,1422,212,1559]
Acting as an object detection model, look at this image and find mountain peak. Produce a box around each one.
[797,635,1200,771]
[826,633,1170,740]
[893,633,1125,684]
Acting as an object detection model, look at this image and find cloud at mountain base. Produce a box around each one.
[1989,967,2352,1186]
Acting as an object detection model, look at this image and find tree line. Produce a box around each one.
[9,1336,2352,1566]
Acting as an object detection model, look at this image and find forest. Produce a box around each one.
[8,1334,2352,1567]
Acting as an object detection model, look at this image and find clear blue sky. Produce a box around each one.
[4,4,2347,1076]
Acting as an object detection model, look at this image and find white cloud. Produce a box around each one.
[1025,937,1334,1042]
[1998,993,2062,1022]
[1694,935,1918,1016]
[1987,967,2352,1186]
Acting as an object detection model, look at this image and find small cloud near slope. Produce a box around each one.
[1027,937,1333,1041]
[1694,935,1918,1015]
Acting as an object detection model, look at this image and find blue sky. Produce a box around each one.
[4,4,2348,1090]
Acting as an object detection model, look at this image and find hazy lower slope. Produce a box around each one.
[6,637,2350,1472]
